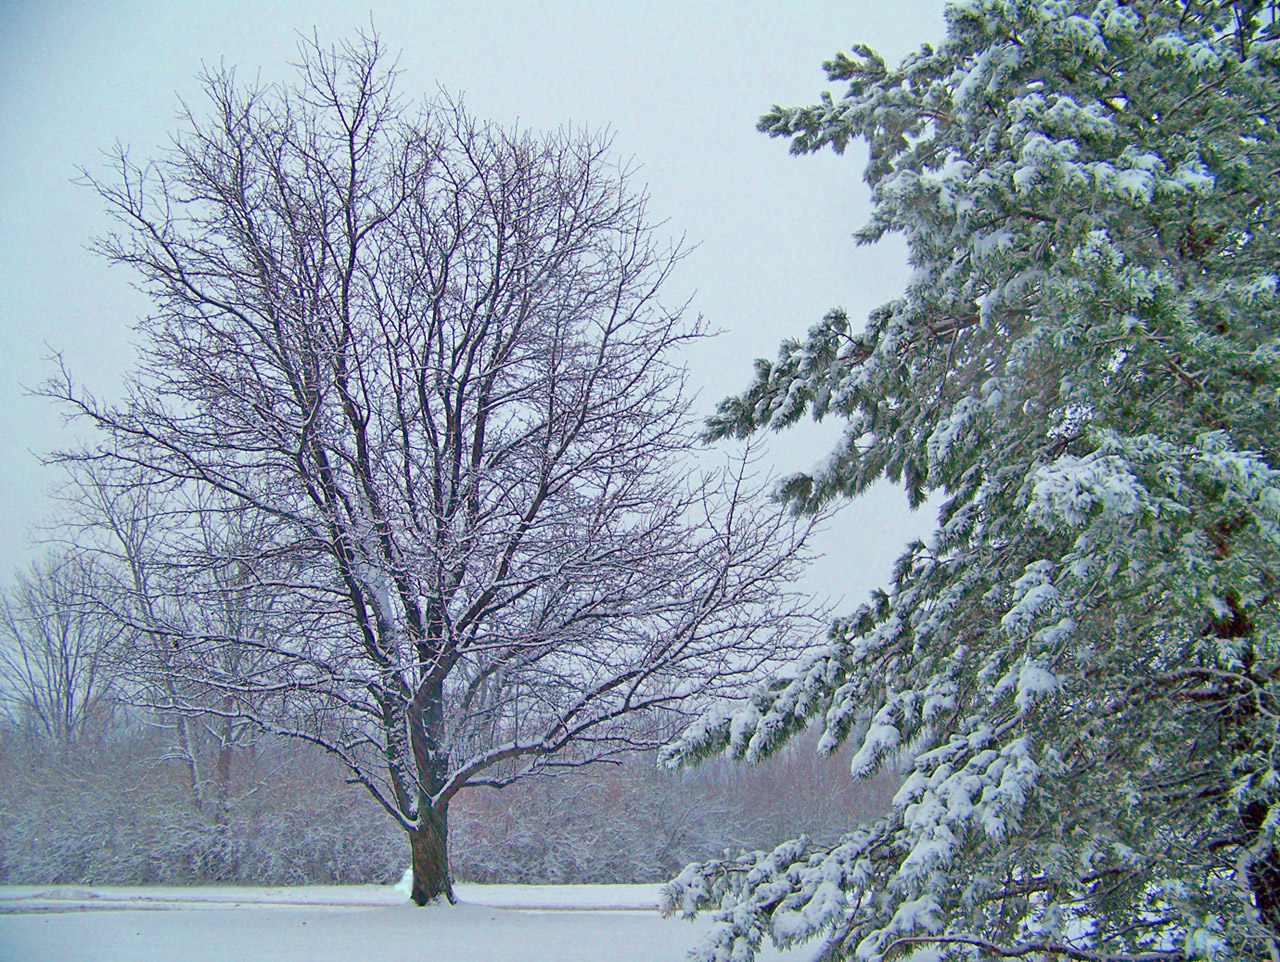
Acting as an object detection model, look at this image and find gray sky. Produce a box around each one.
[0,0,947,606]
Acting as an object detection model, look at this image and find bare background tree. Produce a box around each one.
[45,33,815,904]
[62,470,297,847]
[0,554,121,745]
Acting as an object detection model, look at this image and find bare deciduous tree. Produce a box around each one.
[56,469,283,833]
[48,34,816,904]
[0,554,121,744]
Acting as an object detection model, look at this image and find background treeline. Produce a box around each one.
[0,711,893,887]
[0,553,892,886]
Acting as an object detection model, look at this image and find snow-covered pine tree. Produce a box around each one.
[660,2,1280,959]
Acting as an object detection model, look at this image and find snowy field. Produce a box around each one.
[0,883,800,961]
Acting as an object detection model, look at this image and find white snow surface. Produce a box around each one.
[0,883,802,961]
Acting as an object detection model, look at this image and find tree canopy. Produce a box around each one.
[49,35,815,906]
[662,2,1280,959]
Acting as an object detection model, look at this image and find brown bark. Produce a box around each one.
[409,802,453,905]
[214,707,234,829]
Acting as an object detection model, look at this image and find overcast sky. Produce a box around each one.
[0,0,947,607]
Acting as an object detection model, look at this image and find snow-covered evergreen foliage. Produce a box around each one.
[661,2,1280,959]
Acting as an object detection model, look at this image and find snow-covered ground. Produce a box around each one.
[0,883,799,961]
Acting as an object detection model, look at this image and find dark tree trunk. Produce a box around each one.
[1241,800,1280,939]
[409,802,453,905]
[1248,848,1280,939]
[406,677,453,905]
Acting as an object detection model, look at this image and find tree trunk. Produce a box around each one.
[214,708,234,828]
[408,802,453,905]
